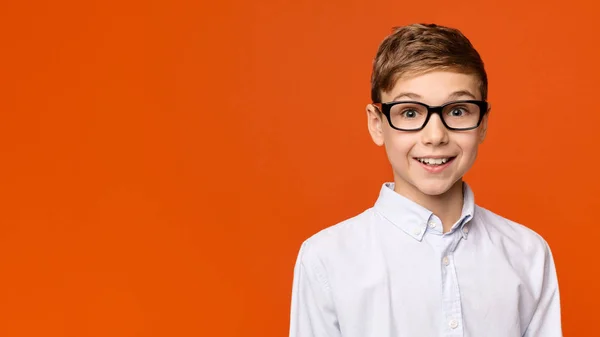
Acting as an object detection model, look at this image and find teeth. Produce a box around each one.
[418,158,450,165]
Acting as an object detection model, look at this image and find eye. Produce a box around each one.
[448,106,468,117]
[401,109,420,118]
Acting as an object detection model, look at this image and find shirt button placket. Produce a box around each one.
[441,237,464,336]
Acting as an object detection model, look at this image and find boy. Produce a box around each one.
[289,24,562,337]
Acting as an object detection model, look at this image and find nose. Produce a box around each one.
[420,114,449,146]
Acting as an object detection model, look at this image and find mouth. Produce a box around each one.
[414,156,457,172]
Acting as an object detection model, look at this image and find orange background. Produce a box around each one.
[0,0,597,336]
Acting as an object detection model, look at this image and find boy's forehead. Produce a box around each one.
[383,70,481,103]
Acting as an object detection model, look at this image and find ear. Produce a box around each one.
[367,104,385,146]
[478,106,490,144]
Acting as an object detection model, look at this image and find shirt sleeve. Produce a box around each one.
[524,241,563,337]
[289,241,342,337]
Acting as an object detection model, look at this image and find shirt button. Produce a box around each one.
[449,319,458,329]
[463,227,469,234]
[442,256,450,266]
[413,228,422,236]
[428,221,436,228]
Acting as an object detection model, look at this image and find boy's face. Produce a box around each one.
[367,71,488,198]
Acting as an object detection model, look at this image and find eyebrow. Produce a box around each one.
[447,90,477,100]
[391,90,478,102]
[392,92,422,101]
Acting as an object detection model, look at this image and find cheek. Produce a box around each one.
[383,132,415,163]
[456,134,481,161]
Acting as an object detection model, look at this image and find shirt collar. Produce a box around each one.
[373,182,475,241]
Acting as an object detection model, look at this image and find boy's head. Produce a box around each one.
[366,24,490,200]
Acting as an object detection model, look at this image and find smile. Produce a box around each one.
[414,156,456,172]
[417,157,452,165]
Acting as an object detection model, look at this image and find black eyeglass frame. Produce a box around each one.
[372,100,490,131]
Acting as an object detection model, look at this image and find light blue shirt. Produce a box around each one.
[289,182,562,337]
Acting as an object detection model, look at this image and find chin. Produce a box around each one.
[413,180,458,197]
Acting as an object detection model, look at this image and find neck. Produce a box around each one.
[393,179,464,233]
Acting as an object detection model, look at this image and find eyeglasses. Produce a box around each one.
[372,100,489,131]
